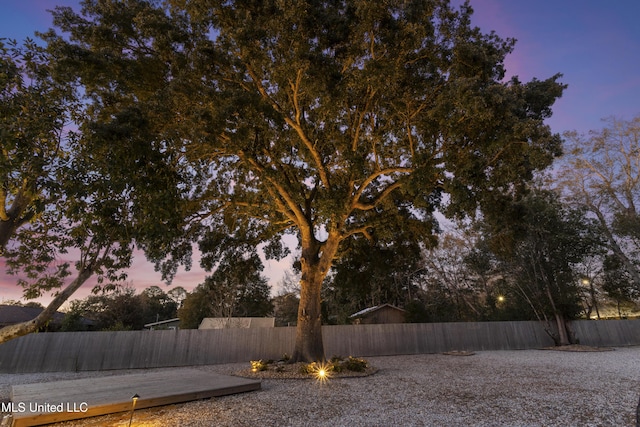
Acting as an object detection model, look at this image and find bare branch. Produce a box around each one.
[351,86,377,152]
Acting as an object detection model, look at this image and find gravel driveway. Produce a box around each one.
[3,346,640,426]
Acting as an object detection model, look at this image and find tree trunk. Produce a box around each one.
[544,283,571,346]
[554,313,571,346]
[0,266,93,344]
[292,270,325,362]
[588,281,600,320]
[290,231,341,363]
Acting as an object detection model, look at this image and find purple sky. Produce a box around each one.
[2,0,639,305]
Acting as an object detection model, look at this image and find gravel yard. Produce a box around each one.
[2,346,640,426]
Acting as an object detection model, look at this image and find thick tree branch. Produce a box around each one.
[239,150,303,226]
[243,64,330,190]
[0,187,8,221]
[353,181,404,211]
[0,264,95,344]
[350,167,413,211]
[342,225,374,241]
[0,233,107,346]
[244,63,284,114]
[265,176,308,227]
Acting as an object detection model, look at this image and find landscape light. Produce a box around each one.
[314,363,331,383]
[128,394,140,427]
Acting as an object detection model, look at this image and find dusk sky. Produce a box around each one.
[1,0,639,306]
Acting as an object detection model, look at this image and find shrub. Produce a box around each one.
[299,362,318,375]
[250,360,269,372]
[328,356,345,373]
[343,356,368,372]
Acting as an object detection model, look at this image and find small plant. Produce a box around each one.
[328,356,345,373]
[299,362,318,375]
[250,360,269,372]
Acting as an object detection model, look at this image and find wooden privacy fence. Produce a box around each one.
[0,319,639,373]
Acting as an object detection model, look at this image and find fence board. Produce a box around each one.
[0,320,638,373]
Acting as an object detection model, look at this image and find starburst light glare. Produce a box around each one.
[314,363,331,383]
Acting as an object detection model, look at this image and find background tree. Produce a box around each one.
[62,285,180,330]
[138,285,179,324]
[482,188,601,345]
[64,285,144,331]
[559,115,640,291]
[167,286,187,309]
[49,0,565,361]
[323,233,426,324]
[178,253,272,328]
[420,232,486,321]
[59,299,91,332]
[273,293,300,327]
[602,254,640,318]
[178,286,213,329]
[272,270,301,327]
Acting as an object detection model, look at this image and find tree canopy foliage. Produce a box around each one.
[0,39,74,251]
[0,36,144,343]
[43,0,566,360]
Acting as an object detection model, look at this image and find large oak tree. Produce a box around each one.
[49,0,565,361]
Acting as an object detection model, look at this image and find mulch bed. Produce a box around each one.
[235,362,378,379]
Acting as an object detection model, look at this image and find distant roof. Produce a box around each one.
[144,318,180,328]
[349,304,407,318]
[0,305,65,325]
